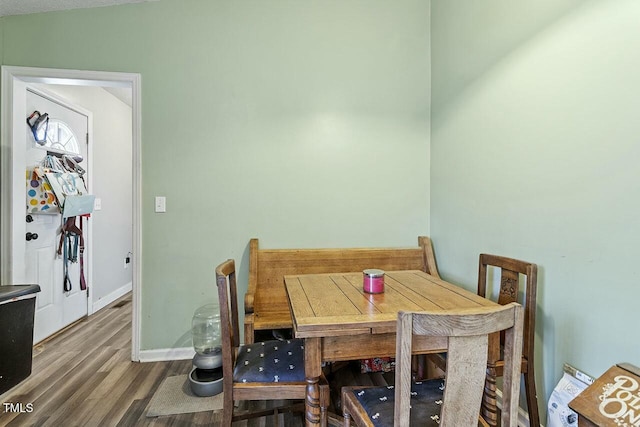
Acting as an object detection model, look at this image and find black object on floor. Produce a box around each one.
[0,284,41,395]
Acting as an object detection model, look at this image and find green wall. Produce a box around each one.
[431,0,640,420]
[2,1,431,350]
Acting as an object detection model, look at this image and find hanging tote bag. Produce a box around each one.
[26,167,60,214]
[44,171,95,218]
[26,155,65,214]
[62,194,96,219]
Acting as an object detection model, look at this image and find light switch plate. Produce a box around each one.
[155,196,166,213]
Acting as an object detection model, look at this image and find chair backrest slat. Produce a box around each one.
[442,335,488,426]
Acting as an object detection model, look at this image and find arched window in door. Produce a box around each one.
[41,119,80,155]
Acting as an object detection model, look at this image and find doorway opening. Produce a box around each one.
[1,66,142,361]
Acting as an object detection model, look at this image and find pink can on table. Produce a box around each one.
[363,269,385,294]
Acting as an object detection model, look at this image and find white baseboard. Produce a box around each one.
[91,281,133,314]
[138,347,195,362]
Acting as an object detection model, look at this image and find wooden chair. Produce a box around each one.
[342,303,524,426]
[429,254,539,426]
[478,254,539,427]
[215,259,329,426]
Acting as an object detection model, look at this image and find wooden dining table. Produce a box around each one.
[284,269,501,427]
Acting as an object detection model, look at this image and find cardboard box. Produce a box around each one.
[569,363,640,427]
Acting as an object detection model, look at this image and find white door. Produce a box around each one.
[17,88,90,343]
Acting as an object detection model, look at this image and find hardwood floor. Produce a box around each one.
[0,293,393,427]
[0,294,205,426]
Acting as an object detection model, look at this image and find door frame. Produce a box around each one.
[1,66,142,361]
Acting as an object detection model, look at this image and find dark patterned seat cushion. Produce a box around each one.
[233,339,306,383]
[351,379,446,427]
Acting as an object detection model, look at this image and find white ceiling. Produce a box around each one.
[0,0,157,17]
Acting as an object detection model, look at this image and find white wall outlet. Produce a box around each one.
[155,196,166,213]
[94,198,102,211]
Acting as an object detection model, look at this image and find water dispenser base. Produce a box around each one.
[189,349,223,397]
[189,366,223,397]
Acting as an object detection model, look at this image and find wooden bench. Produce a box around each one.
[244,236,439,344]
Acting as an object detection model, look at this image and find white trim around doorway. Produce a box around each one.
[1,66,142,362]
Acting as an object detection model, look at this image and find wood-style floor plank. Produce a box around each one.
[0,294,195,427]
[0,293,391,426]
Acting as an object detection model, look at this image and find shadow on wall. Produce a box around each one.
[172,239,251,350]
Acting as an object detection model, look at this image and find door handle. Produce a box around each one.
[26,232,39,241]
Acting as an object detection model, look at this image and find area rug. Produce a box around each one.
[145,374,224,417]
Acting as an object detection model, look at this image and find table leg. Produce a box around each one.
[482,366,499,427]
[304,337,323,427]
